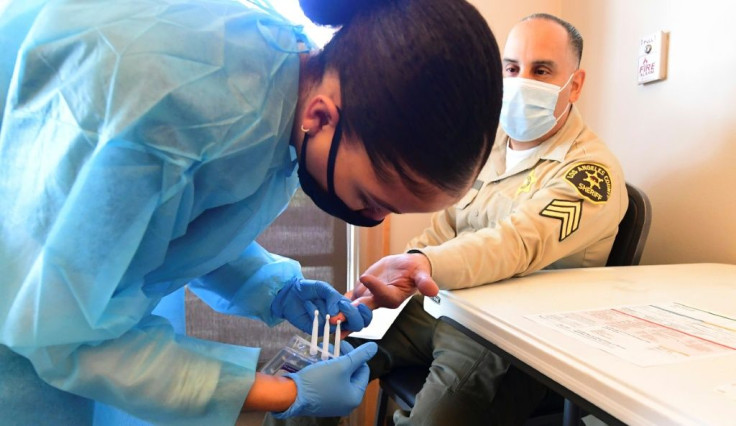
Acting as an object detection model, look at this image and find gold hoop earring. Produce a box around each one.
[300,125,309,133]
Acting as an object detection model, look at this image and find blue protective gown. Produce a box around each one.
[0,0,310,424]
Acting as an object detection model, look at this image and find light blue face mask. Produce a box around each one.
[500,74,574,142]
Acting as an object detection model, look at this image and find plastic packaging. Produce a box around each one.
[261,335,334,376]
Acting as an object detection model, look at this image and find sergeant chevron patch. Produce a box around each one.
[540,199,583,241]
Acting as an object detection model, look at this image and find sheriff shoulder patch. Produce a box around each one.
[564,163,612,203]
[540,199,583,241]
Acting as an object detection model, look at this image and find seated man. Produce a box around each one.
[265,13,627,426]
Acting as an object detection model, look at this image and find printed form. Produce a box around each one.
[529,302,736,366]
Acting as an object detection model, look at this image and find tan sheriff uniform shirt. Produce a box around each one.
[408,107,627,290]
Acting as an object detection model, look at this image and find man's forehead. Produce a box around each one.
[503,20,572,65]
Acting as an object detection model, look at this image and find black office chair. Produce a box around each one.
[374,183,652,426]
[605,183,652,267]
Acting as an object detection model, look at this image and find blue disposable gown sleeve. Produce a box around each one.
[4,141,260,426]
[189,242,303,324]
[0,1,308,425]
[0,1,306,423]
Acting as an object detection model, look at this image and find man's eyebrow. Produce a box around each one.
[531,59,557,68]
[502,58,558,68]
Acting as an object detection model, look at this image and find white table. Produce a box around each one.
[423,263,736,426]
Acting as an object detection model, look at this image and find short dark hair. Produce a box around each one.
[300,0,502,197]
[523,13,583,67]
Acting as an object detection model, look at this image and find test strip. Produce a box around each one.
[310,310,319,356]
[333,320,341,357]
[321,314,330,360]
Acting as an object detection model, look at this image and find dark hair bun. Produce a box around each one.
[299,0,367,26]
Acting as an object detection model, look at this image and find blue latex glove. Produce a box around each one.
[272,342,378,418]
[271,278,372,334]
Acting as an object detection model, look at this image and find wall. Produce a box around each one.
[564,0,736,264]
[389,0,736,266]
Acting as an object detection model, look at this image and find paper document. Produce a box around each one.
[529,302,736,366]
[349,297,412,340]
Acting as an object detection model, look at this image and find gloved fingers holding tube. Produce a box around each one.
[336,299,372,330]
[271,341,378,418]
[271,278,373,335]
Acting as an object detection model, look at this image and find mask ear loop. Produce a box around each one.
[299,130,310,167]
[552,103,573,123]
[325,108,343,195]
[553,72,577,121]
[558,71,576,92]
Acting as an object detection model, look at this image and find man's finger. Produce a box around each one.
[415,272,440,297]
[359,274,404,309]
[349,282,369,300]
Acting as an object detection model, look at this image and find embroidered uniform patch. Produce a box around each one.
[540,199,583,241]
[516,170,537,196]
[564,163,612,203]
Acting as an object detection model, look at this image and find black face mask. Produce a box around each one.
[297,112,384,227]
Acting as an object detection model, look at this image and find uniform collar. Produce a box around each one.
[486,105,585,181]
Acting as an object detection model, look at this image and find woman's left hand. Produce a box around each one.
[271,278,372,334]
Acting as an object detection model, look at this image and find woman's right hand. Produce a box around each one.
[271,342,378,418]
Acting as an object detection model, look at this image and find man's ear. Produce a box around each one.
[569,69,586,103]
[300,95,340,134]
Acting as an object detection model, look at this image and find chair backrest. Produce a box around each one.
[605,183,652,267]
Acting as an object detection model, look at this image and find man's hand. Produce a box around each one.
[348,252,439,309]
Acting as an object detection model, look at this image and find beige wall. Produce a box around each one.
[389,0,736,265]
[565,0,736,264]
